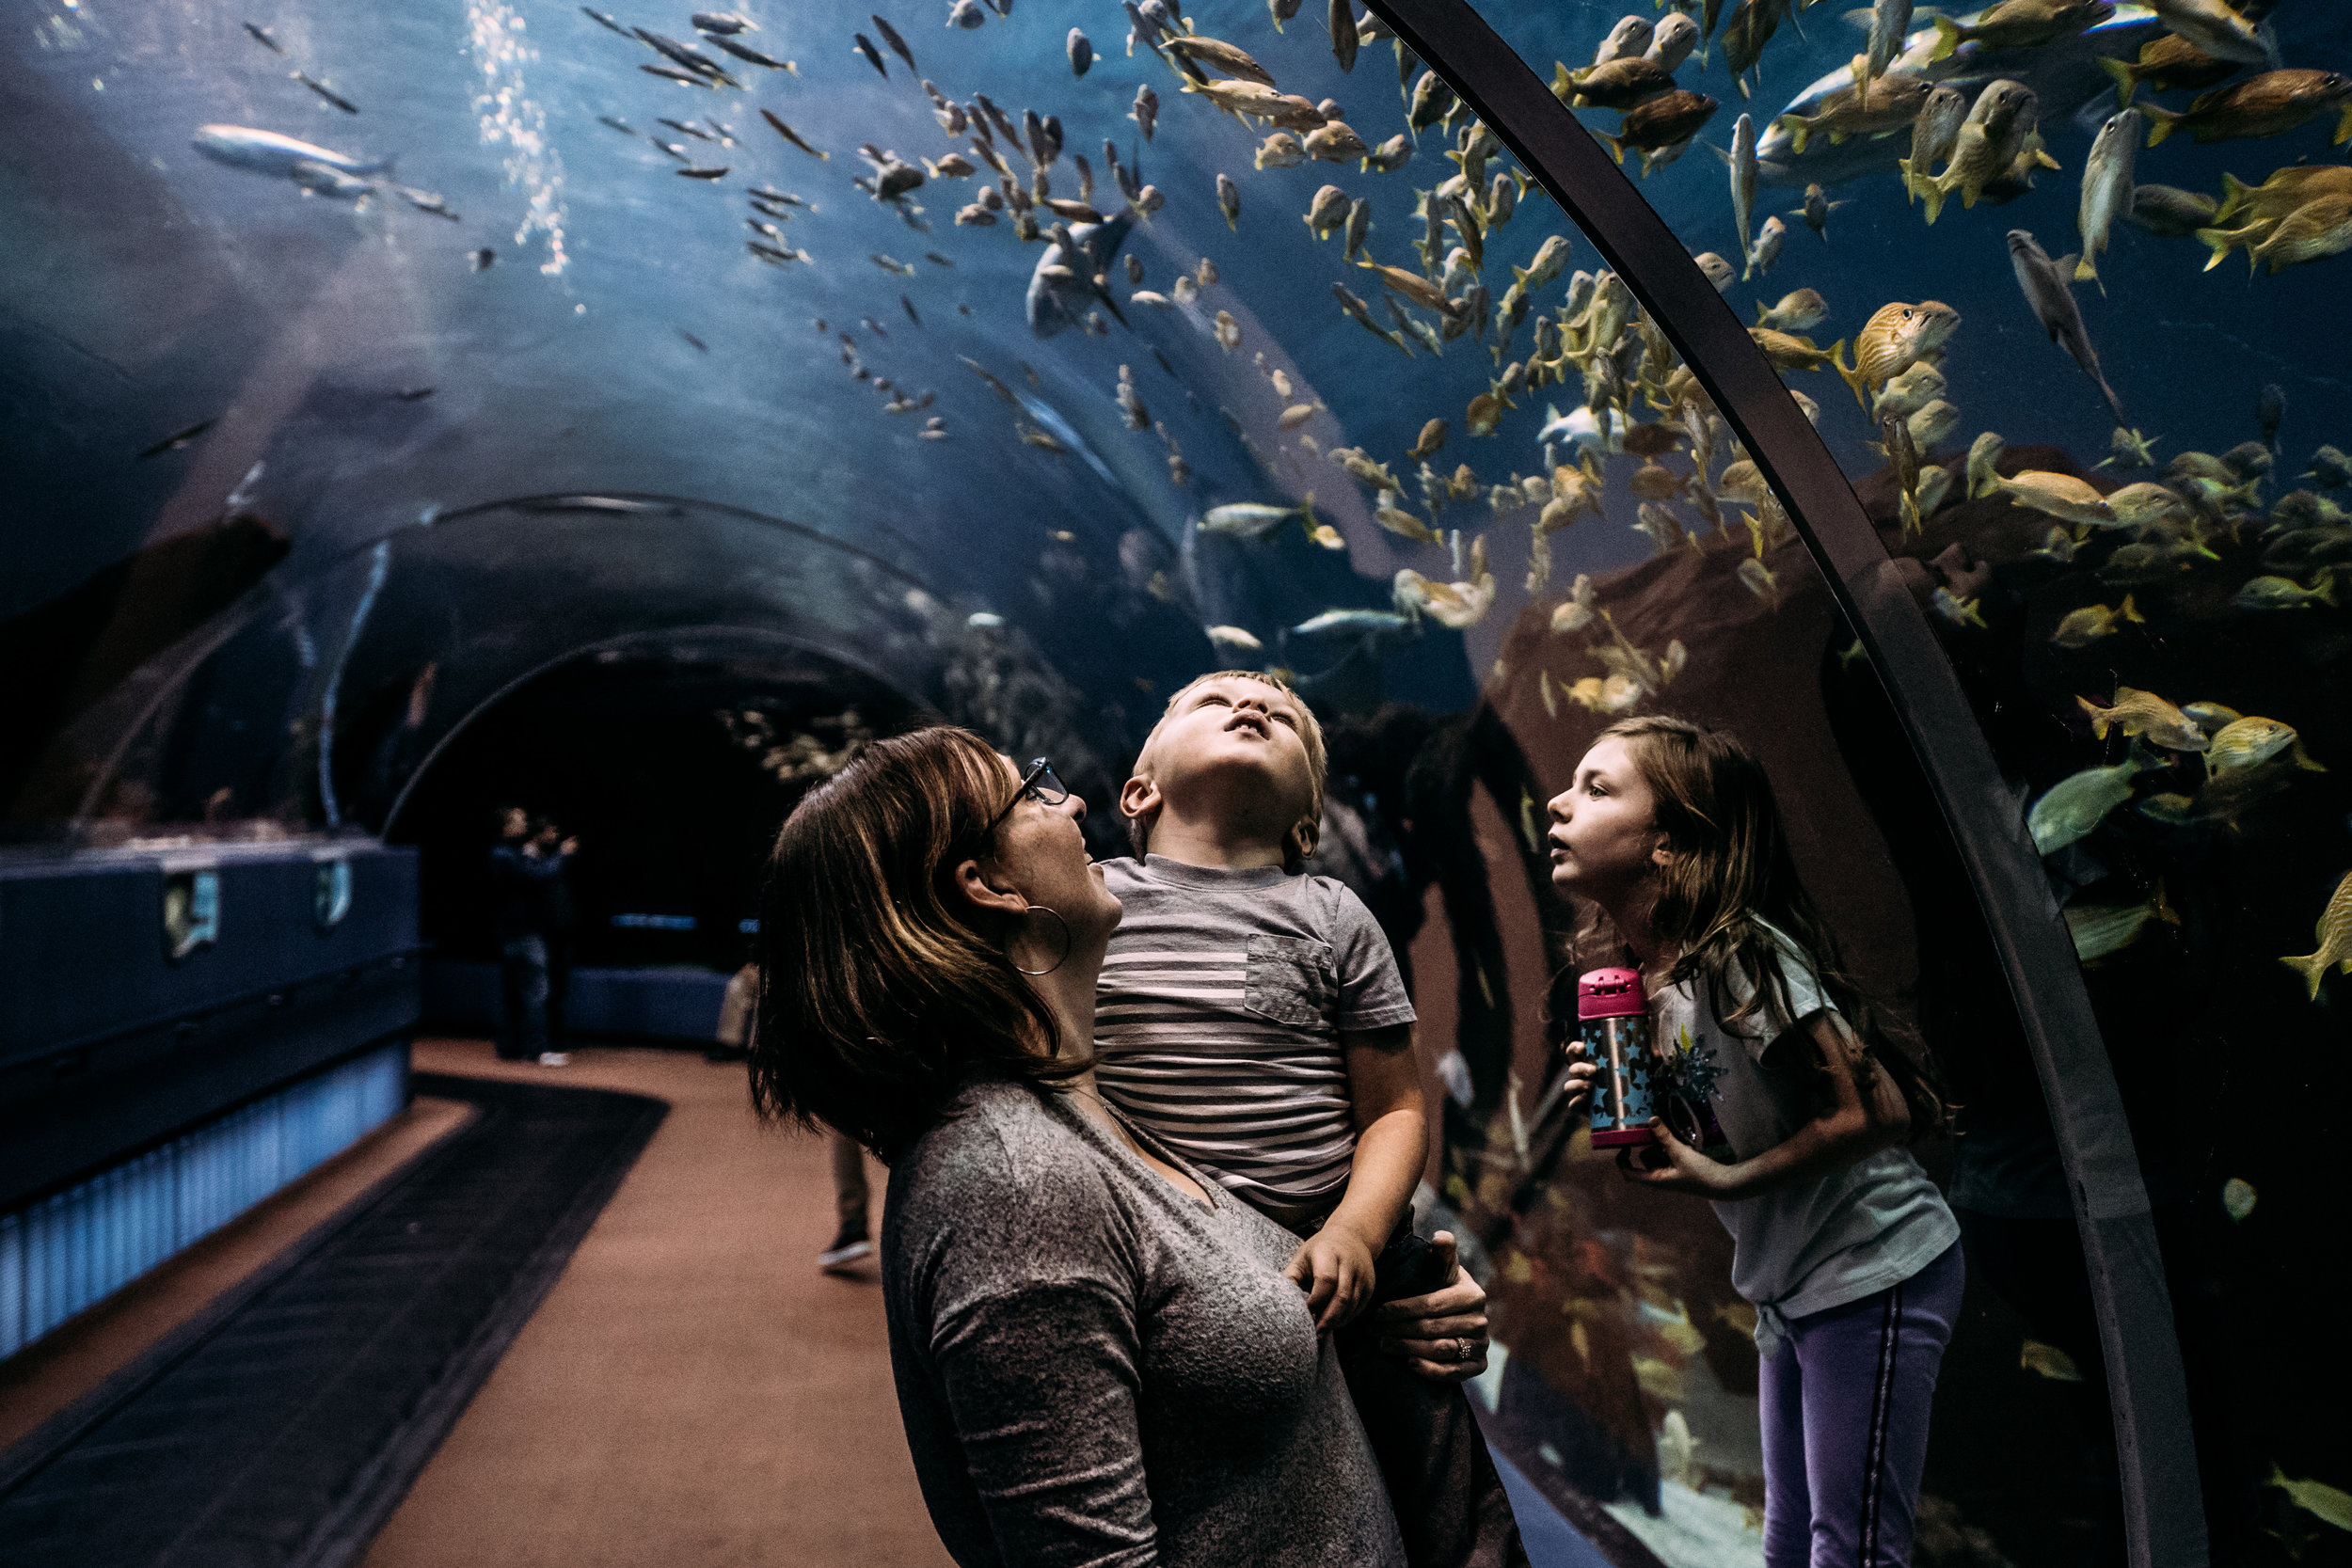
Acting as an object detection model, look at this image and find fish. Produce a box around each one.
[853,32,889,77]
[1200,494,1320,541]
[1329,0,1359,71]
[1295,607,1422,644]
[1905,399,1961,451]
[1720,0,1788,85]
[2234,571,2336,610]
[1344,198,1373,260]
[2075,109,2139,292]
[1793,182,1848,240]
[1133,85,1158,141]
[1206,625,1264,652]
[1750,326,1846,372]
[1747,214,1787,277]
[2029,740,2168,851]
[1305,183,1351,238]
[1836,299,1961,410]
[677,165,730,180]
[1731,115,1759,277]
[2279,871,2352,1001]
[1026,213,1134,338]
[2008,230,2125,424]
[193,124,389,180]
[1903,82,1970,190]
[292,71,360,115]
[2235,193,2352,275]
[2031,525,2077,563]
[1559,56,1678,111]
[1364,134,1414,174]
[1933,586,1987,626]
[2098,33,2236,107]
[1963,429,2006,498]
[2144,71,2352,149]
[1694,251,1735,292]
[1872,359,1945,420]
[1068,26,1093,75]
[1216,172,1242,230]
[244,21,284,51]
[1594,14,1656,67]
[2019,1339,2086,1381]
[636,27,741,84]
[1394,537,1497,627]
[1858,0,1915,96]
[1306,121,1371,163]
[1902,79,2048,224]
[1409,71,1456,134]
[1989,469,2117,528]
[1648,12,1701,73]
[2212,165,2352,228]
[948,0,986,26]
[1359,260,1450,312]
[1255,131,1308,170]
[2122,187,2219,250]
[2052,594,2143,647]
[692,12,753,34]
[2258,383,2286,452]
[761,110,827,159]
[2206,716,2299,773]
[1167,34,1279,87]
[1601,91,1719,175]
[1930,1,2111,62]
[2306,446,2352,489]
[2064,888,2180,961]
[1773,71,1934,160]
[2077,687,2209,751]
[1738,556,1782,608]
[872,14,917,72]
[2141,0,2272,68]
[2220,1177,2257,1221]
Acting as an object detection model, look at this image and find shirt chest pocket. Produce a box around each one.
[1244,935,1337,1028]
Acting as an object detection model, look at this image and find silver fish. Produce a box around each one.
[2008,229,2124,424]
[1594,14,1655,67]
[2075,108,2139,294]
[1026,213,1134,336]
[1731,114,1758,277]
[1069,28,1093,75]
[193,124,389,179]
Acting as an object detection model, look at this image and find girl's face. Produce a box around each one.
[1546,737,1667,901]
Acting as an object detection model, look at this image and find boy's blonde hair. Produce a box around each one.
[1127,670,1327,870]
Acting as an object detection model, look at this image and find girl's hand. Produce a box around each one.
[1614,1119,1732,1196]
[1559,1042,1600,1116]
[1369,1233,1492,1383]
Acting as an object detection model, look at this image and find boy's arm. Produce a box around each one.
[1282,1023,1428,1330]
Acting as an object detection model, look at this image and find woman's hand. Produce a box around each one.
[1283,1227,1377,1331]
[1559,1042,1600,1116]
[1614,1119,1735,1196]
[1369,1233,1492,1383]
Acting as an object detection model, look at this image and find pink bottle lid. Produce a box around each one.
[1578,967,1647,1020]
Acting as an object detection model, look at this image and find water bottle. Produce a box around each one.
[1578,967,1658,1148]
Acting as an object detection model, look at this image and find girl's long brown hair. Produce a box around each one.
[747,725,1089,1162]
[1589,715,1952,1143]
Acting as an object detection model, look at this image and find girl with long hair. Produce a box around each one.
[1546,715,1963,1568]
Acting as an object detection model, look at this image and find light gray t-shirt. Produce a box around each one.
[882,1079,1407,1568]
[1091,856,1417,1231]
[1652,921,1960,1357]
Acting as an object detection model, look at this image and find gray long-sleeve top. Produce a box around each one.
[882,1078,1407,1568]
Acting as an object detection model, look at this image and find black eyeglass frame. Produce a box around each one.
[983,757,1069,837]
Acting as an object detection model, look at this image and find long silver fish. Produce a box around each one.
[1861,0,1915,93]
[1731,113,1758,277]
[1756,4,2162,186]
[193,124,390,179]
[2075,107,2139,293]
[1026,213,1134,336]
[2008,229,2125,422]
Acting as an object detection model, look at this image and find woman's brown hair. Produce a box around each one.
[748,725,1089,1162]
[1585,714,1953,1143]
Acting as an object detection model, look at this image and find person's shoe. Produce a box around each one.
[818,1222,872,1273]
[537,1051,570,1067]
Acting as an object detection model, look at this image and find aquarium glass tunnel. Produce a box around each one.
[4,0,2348,1562]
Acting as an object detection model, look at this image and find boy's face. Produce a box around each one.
[1126,675,1317,840]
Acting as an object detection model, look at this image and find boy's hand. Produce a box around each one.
[1283,1227,1377,1331]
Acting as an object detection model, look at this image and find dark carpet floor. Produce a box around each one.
[0,1070,665,1568]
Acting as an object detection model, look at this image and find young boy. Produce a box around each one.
[1093,670,1528,1568]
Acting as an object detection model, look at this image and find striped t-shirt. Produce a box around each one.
[1093,855,1416,1231]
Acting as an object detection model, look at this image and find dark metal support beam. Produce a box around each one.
[1364,2,2207,1562]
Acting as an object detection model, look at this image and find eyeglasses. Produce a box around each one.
[983,757,1070,836]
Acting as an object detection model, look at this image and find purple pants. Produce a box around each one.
[1760,1242,1965,1568]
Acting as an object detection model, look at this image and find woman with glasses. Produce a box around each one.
[748,727,1492,1566]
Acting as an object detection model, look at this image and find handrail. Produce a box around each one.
[1362,2,2206,1563]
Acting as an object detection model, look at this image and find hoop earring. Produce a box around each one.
[1009,904,1071,976]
